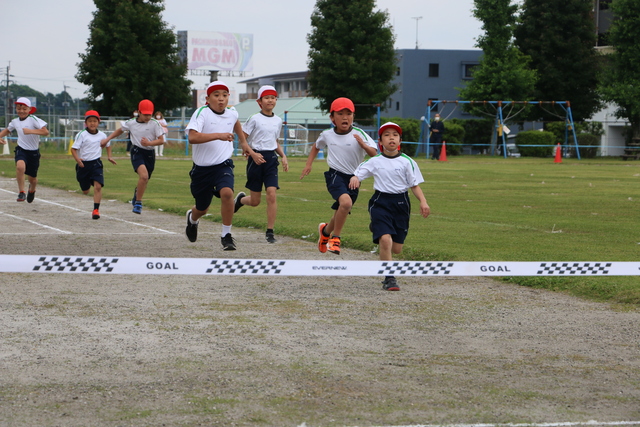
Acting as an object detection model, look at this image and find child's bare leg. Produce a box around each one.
[16,160,26,193]
[326,193,352,236]
[93,182,103,204]
[134,165,150,201]
[379,234,394,261]
[27,176,37,192]
[244,190,262,207]
[190,206,209,222]
[219,187,234,226]
[265,187,277,229]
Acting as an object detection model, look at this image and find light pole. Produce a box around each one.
[412,16,423,50]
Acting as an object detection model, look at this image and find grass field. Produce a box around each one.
[1,147,639,306]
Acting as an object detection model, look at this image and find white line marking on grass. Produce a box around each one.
[0,188,176,235]
[361,421,640,427]
[0,211,72,234]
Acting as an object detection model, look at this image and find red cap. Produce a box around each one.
[206,80,229,96]
[138,99,154,115]
[84,110,101,122]
[378,122,402,137]
[330,97,355,113]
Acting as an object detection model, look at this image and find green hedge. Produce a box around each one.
[571,133,600,158]
[516,130,557,157]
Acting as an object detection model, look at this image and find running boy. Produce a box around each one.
[349,122,430,291]
[71,110,117,219]
[100,99,164,214]
[184,81,256,251]
[234,85,289,243]
[0,97,49,202]
[300,97,378,255]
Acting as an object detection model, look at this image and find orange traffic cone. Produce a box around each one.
[439,141,447,162]
[554,143,562,163]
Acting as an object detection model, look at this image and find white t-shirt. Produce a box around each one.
[120,118,165,151]
[186,106,238,167]
[315,127,377,175]
[243,112,282,151]
[354,153,424,194]
[72,129,109,161]
[8,115,48,151]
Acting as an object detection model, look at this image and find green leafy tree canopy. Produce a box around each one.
[599,0,640,139]
[459,0,537,118]
[76,0,191,116]
[515,0,601,122]
[307,0,396,122]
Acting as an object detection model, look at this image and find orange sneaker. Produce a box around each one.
[327,236,341,255]
[317,223,329,253]
[92,209,100,220]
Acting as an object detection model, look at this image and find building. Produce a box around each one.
[387,49,482,121]
[239,72,309,102]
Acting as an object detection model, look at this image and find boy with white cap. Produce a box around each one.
[0,97,49,202]
[72,110,117,219]
[349,122,430,291]
[300,97,378,255]
[184,81,256,251]
[234,85,289,243]
[100,99,165,214]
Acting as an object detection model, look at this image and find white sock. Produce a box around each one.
[221,224,232,237]
[189,212,199,224]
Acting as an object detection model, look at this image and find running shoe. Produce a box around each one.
[185,209,198,242]
[382,276,400,291]
[16,192,26,202]
[92,209,100,220]
[27,185,35,203]
[327,236,341,255]
[317,223,329,253]
[132,201,142,214]
[234,191,246,213]
[221,233,236,251]
[265,231,276,244]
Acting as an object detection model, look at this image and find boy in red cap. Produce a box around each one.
[184,81,255,251]
[101,99,165,214]
[349,122,430,291]
[71,110,118,219]
[234,85,289,244]
[0,97,50,202]
[300,97,378,255]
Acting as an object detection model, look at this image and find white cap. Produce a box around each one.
[258,85,278,99]
[15,97,36,114]
[206,80,229,96]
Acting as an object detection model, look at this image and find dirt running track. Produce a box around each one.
[0,176,638,427]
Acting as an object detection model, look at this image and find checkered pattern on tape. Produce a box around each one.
[34,256,119,272]
[537,262,612,275]
[378,261,454,275]
[207,260,286,274]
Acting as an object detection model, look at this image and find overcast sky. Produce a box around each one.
[1,0,482,101]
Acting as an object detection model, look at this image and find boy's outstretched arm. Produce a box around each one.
[410,185,431,218]
[300,144,320,179]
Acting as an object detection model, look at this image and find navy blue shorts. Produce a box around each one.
[368,191,411,244]
[131,146,155,178]
[14,146,41,178]
[76,159,105,191]
[189,159,235,211]
[324,168,358,211]
[245,150,279,192]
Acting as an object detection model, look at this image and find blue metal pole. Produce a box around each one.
[283,111,289,156]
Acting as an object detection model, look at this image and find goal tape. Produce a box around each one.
[0,255,638,276]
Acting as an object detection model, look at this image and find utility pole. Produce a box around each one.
[412,16,423,50]
[3,63,14,129]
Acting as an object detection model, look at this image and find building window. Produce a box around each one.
[429,63,439,78]
[396,102,400,111]
[396,67,401,76]
[462,63,479,79]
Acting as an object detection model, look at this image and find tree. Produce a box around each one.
[76,0,191,116]
[307,0,396,122]
[514,0,601,122]
[600,0,640,140]
[459,0,537,118]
